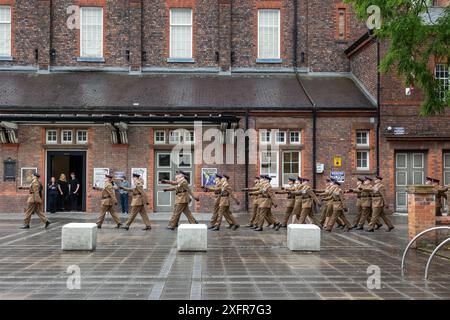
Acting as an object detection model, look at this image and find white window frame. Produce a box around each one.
[157,152,172,169]
[169,130,181,144]
[169,8,193,59]
[274,131,286,144]
[260,129,271,144]
[290,131,301,144]
[184,130,195,144]
[282,151,301,186]
[154,130,166,144]
[356,151,369,171]
[61,130,73,144]
[46,129,58,144]
[76,130,88,144]
[257,9,281,60]
[435,63,449,101]
[0,5,11,57]
[260,150,279,187]
[80,7,103,58]
[356,130,369,147]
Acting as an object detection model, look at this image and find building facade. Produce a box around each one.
[0,0,448,214]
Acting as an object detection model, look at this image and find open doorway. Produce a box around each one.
[46,151,86,212]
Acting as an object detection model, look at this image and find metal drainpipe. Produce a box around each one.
[376,38,381,176]
[245,108,249,212]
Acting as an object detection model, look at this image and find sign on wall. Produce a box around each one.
[330,171,345,183]
[131,168,148,189]
[20,167,37,187]
[93,168,109,189]
[201,168,217,187]
[333,156,342,167]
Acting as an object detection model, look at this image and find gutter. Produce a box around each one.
[376,39,381,176]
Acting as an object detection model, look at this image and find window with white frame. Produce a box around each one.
[258,9,280,60]
[61,130,73,144]
[170,8,193,59]
[356,151,369,170]
[435,63,449,101]
[275,131,286,144]
[260,130,271,144]
[80,7,103,58]
[0,6,11,57]
[356,130,369,146]
[260,151,279,186]
[282,151,300,185]
[184,130,194,143]
[76,130,88,144]
[46,130,58,144]
[155,130,166,144]
[169,130,181,144]
[290,131,301,144]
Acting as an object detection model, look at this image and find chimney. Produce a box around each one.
[218,0,232,73]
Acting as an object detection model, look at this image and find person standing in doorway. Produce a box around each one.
[47,177,59,213]
[118,175,130,214]
[57,173,68,211]
[68,172,80,211]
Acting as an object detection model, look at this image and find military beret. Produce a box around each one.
[32,172,40,178]
[215,174,223,179]
[334,180,341,186]
[425,176,433,181]
[302,178,310,182]
[132,173,141,178]
[364,176,373,181]
[326,178,331,182]
[265,176,272,181]
[375,175,383,180]
[255,176,261,180]
[105,174,113,179]
[433,178,440,184]
[357,177,365,182]
[223,174,230,180]
[288,178,296,182]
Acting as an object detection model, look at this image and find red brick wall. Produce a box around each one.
[349,39,377,99]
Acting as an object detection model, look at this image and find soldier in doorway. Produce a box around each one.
[120,173,152,231]
[93,174,122,229]
[213,174,240,231]
[19,172,52,229]
[162,171,199,230]
[324,180,352,232]
[366,175,395,232]
[275,177,297,227]
[250,175,281,231]
[291,178,322,226]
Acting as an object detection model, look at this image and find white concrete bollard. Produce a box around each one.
[177,224,207,252]
[287,224,321,251]
[62,223,98,251]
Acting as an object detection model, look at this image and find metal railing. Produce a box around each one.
[401,226,450,280]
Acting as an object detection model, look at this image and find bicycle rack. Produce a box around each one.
[401,226,450,279]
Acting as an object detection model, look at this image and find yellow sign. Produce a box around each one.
[333,156,342,167]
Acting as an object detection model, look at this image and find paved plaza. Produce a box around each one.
[0,213,449,300]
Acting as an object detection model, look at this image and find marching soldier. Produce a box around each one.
[251,175,281,231]
[325,180,352,232]
[242,177,262,228]
[19,172,52,229]
[355,177,375,230]
[162,171,199,230]
[120,173,152,231]
[366,175,395,232]
[204,174,234,230]
[275,177,297,227]
[291,177,305,223]
[348,177,364,228]
[214,174,240,231]
[291,178,322,226]
[93,174,122,229]
[315,178,334,225]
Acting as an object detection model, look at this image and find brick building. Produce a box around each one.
[0,0,447,214]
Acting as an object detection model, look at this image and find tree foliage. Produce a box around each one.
[346,0,450,115]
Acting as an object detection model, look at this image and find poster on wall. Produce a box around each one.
[201,168,217,187]
[330,171,345,183]
[20,167,37,187]
[131,168,148,189]
[93,168,109,189]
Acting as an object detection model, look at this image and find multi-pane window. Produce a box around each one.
[356,151,369,170]
[337,8,347,41]
[260,130,271,144]
[170,8,193,59]
[258,9,280,60]
[155,130,166,144]
[0,6,11,57]
[282,151,300,185]
[275,131,286,144]
[356,130,369,146]
[61,130,73,144]
[435,63,449,101]
[46,130,58,144]
[80,7,103,58]
[169,130,181,144]
[184,130,194,143]
[76,130,88,144]
[290,131,301,144]
[260,151,279,186]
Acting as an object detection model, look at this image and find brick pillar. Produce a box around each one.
[129,0,142,73]
[37,0,51,71]
[218,0,232,73]
[407,185,437,247]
